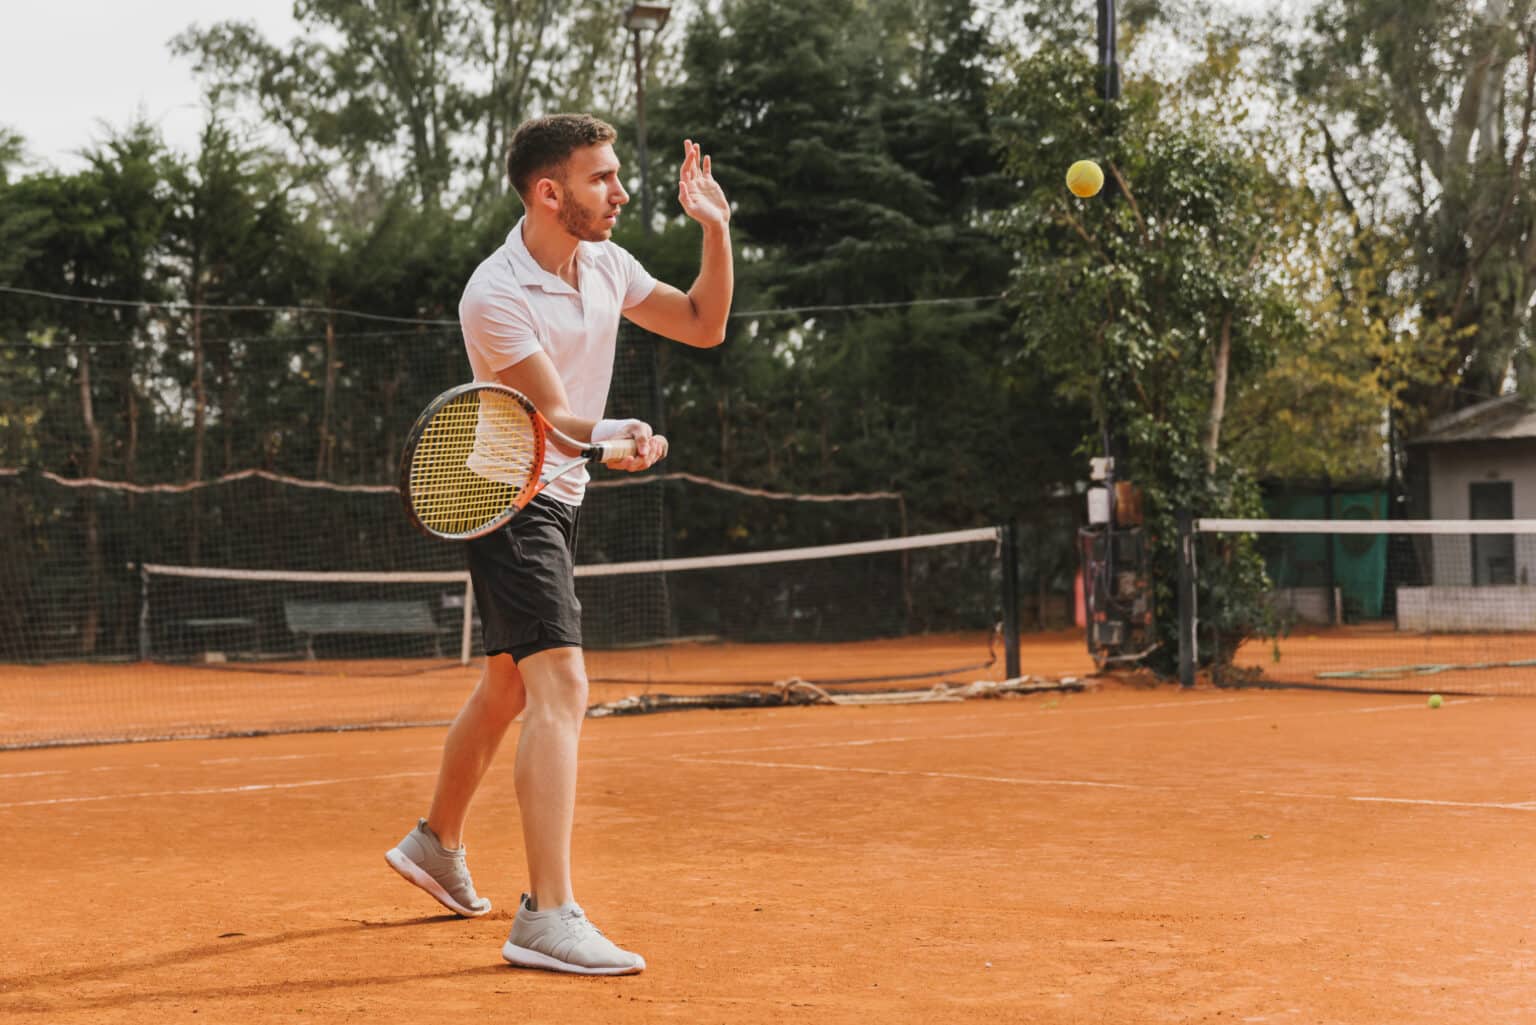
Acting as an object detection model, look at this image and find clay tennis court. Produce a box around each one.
[1234,624,1536,695]
[2,665,1532,1023]
[0,630,1063,747]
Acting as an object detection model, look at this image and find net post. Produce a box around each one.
[1177,510,1196,687]
[137,562,150,663]
[459,577,475,666]
[1001,522,1022,679]
[1324,477,1339,625]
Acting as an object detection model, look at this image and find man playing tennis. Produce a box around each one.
[386,114,732,975]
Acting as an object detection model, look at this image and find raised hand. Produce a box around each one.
[677,139,730,230]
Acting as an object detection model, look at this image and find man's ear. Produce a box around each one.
[532,176,562,213]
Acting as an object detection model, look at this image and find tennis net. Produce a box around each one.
[4,526,1010,748]
[1192,517,1536,695]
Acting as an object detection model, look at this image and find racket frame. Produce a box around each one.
[399,382,637,541]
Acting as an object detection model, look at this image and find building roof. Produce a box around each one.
[1409,394,1536,445]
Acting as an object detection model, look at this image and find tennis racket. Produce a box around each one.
[399,382,637,541]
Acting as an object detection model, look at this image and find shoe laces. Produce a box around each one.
[559,905,604,939]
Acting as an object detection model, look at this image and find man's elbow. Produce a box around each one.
[683,320,727,348]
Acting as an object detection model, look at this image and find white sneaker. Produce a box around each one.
[501,893,645,975]
[384,818,492,917]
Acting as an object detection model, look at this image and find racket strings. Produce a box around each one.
[409,391,539,536]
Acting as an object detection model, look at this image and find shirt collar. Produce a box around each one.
[504,216,590,295]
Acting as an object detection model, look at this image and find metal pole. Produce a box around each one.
[460,577,475,666]
[1177,511,1196,687]
[1324,476,1339,625]
[633,29,651,235]
[138,562,150,662]
[1096,0,1121,102]
[1001,522,1022,679]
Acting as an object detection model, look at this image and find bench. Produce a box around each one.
[282,600,444,659]
[180,616,261,656]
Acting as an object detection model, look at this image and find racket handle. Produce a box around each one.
[592,437,638,462]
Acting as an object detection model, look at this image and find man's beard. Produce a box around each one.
[557,196,612,242]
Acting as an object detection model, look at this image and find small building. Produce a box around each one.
[1409,393,1536,582]
[1403,393,1536,629]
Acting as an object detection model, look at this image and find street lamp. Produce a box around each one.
[624,2,671,235]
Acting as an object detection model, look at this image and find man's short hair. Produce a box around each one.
[505,114,618,198]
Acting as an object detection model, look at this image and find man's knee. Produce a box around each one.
[477,654,526,716]
[518,646,589,719]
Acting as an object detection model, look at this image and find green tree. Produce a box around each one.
[993,42,1304,669]
[1292,0,1536,415]
[1223,201,1465,484]
[651,0,1084,555]
[0,123,173,653]
[172,0,635,216]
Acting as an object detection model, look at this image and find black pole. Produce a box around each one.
[137,562,150,662]
[633,29,650,236]
[1096,0,1121,102]
[1095,0,1121,590]
[1001,522,1022,679]
[1324,476,1338,625]
[1177,511,1196,687]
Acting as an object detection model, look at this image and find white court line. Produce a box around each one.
[676,756,1143,791]
[0,745,445,781]
[678,756,1536,814]
[0,699,1251,778]
[198,745,443,766]
[684,697,1469,758]
[0,770,435,809]
[1248,790,1536,813]
[1,692,1454,785]
[0,692,1484,784]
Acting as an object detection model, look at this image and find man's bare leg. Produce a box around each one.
[385,655,524,916]
[499,644,644,974]
[511,645,587,910]
[425,654,527,848]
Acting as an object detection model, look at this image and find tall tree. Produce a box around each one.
[652,0,1081,545]
[0,124,172,652]
[993,40,1304,668]
[172,0,634,217]
[1293,0,1536,415]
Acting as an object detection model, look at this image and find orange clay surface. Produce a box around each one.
[2,678,1534,1023]
[1233,623,1536,695]
[0,630,1094,748]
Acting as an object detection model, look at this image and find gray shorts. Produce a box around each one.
[466,495,582,663]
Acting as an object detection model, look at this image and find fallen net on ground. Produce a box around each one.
[587,675,1088,717]
[1194,517,1536,696]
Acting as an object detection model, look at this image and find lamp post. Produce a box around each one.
[624,3,671,235]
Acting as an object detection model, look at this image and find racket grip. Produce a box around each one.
[594,437,639,462]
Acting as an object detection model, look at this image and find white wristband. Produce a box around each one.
[591,418,644,444]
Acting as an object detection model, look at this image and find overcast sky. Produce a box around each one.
[3,1,1295,174]
[2,0,301,172]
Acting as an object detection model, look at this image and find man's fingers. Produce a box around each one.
[612,433,666,471]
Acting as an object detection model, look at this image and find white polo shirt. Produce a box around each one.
[459,217,657,505]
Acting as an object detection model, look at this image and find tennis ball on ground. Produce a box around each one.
[1066,159,1104,198]
[1428,694,1443,709]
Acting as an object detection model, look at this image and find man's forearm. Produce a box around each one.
[686,224,734,346]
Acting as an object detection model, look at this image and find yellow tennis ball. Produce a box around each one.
[1428,694,1443,709]
[1066,159,1104,198]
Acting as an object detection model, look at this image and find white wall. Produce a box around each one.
[1426,442,1536,585]
[1397,586,1536,631]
